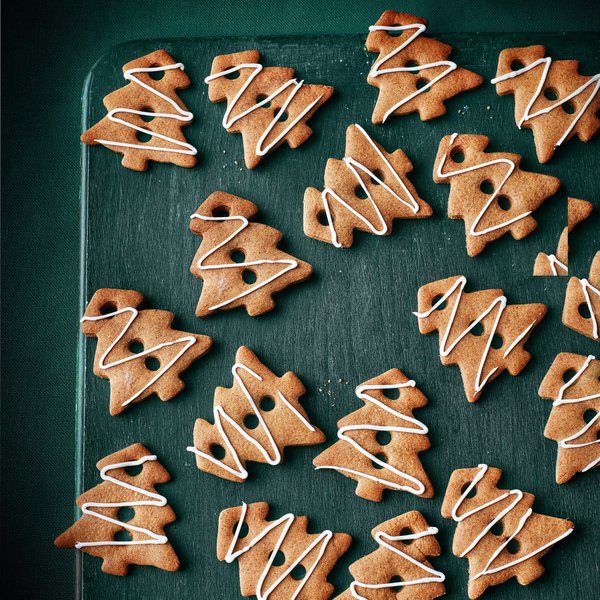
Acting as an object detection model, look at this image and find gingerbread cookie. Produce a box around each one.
[336,511,445,600]
[433,133,560,256]
[366,11,483,124]
[217,501,352,599]
[81,288,212,416]
[55,443,179,575]
[414,276,547,402]
[190,192,313,317]
[441,464,574,599]
[562,251,600,340]
[313,369,434,501]
[539,353,600,483]
[492,46,600,163]
[187,346,324,482]
[533,197,593,276]
[205,50,333,169]
[304,124,432,248]
[81,50,197,171]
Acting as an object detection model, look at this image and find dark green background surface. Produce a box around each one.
[2,2,599,599]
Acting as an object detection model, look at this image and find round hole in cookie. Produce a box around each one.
[497,195,511,211]
[277,111,289,122]
[354,185,369,200]
[230,249,246,263]
[148,66,165,80]
[544,87,558,101]
[233,520,249,538]
[260,396,276,411]
[210,444,226,460]
[490,521,504,536]
[100,302,117,315]
[117,507,135,523]
[450,148,465,164]
[224,68,240,80]
[256,94,271,108]
[490,334,503,350]
[461,482,477,498]
[405,59,419,69]
[510,60,525,71]
[271,550,286,567]
[470,322,484,336]
[371,452,387,469]
[243,413,260,430]
[317,210,332,226]
[242,269,257,285]
[144,356,160,371]
[389,575,404,584]
[583,409,597,424]
[399,527,413,543]
[212,205,230,218]
[376,430,392,446]
[562,369,578,383]
[578,302,592,319]
[415,78,430,92]
[140,108,155,122]
[114,529,133,542]
[124,463,143,476]
[370,169,384,185]
[290,564,307,580]
[128,339,144,354]
[561,100,576,115]
[506,539,520,554]
[480,180,495,194]
[136,130,153,143]
[431,294,447,310]
[382,387,401,400]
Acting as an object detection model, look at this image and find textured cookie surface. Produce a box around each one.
[441,464,574,599]
[304,123,432,248]
[492,45,600,163]
[205,50,333,168]
[539,353,600,483]
[81,49,197,171]
[55,444,179,575]
[313,369,434,501]
[414,276,547,402]
[81,288,212,415]
[336,511,446,600]
[217,501,352,599]
[433,133,560,256]
[366,11,482,124]
[187,346,324,482]
[190,192,313,317]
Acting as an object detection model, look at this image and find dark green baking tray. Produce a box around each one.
[77,33,599,599]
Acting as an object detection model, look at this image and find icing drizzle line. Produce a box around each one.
[187,362,316,480]
[553,355,600,472]
[81,307,197,408]
[319,124,420,248]
[491,57,600,149]
[76,455,168,548]
[368,23,458,123]
[315,380,429,495]
[437,133,532,237]
[226,502,332,600]
[413,276,538,398]
[94,63,197,156]
[350,526,445,599]
[452,464,574,580]
[205,63,325,157]
[190,211,298,312]
[574,277,600,339]
[546,254,568,276]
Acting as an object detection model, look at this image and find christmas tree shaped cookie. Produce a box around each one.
[336,512,446,600]
[441,464,574,599]
[205,50,333,168]
[313,369,434,501]
[563,251,600,341]
[492,45,600,163]
[55,444,179,575]
[81,288,212,416]
[81,50,197,171]
[187,346,324,482]
[217,501,352,600]
[366,11,483,124]
[539,353,600,483]
[433,133,560,256]
[414,275,547,402]
[189,192,313,317]
[304,123,432,248]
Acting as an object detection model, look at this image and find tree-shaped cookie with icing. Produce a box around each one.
[55,443,179,575]
[81,50,197,171]
[492,45,600,163]
[414,276,547,402]
[533,197,593,276]
[539,353,600,483]
[433,133,561,256]
[562,251,600,341]
[189,192,313,317]
[336,511,446,600]
[441,464,574,599]
[313,369,434,501]
[217,501,352,600]
[366,11,483,124]
[205,50,333,169]
[187,346,324,482]
[81,288,212,416]
[304,123,432,248]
